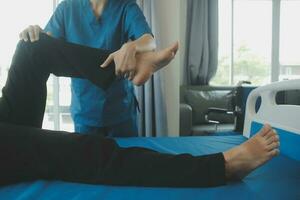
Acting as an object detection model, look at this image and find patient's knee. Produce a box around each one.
[16,33,52,53]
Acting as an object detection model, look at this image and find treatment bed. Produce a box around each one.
[0,80,299,200]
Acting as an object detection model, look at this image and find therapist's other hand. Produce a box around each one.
[100,41,137,80]
[19,25,52,42]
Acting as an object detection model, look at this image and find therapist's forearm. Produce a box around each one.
[131,34,156,53]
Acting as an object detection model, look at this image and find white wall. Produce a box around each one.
[153,0,187,136]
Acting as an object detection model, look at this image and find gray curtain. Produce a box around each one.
[184,0,219,85]
[135,0,168,137]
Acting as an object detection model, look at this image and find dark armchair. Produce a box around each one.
[180,85,236,136]
[180,82,255,136]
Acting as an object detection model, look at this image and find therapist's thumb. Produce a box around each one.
[100,53,114,68]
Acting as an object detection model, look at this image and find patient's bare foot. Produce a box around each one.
[132,42,179,86]
[223,124,280,180]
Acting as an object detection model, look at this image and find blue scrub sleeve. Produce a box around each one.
[124,1,153,41]
[44,1,66,39]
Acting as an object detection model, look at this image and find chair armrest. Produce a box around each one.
[180,103,193,136]
[206,107,234,115]
[205,107,235,124]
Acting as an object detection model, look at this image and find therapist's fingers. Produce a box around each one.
[19,25,43,42]
[117,66,126,77]
[19,31,29,42]
[100,54,115,68]
[28,26,36,42]
[118,56,136,78]
[123,72,130,79]
[124,60,137,80]
[128,70,136,81]
[33,25,41,41]
[116,68,122,77]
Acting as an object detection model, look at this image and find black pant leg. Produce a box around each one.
[0,34,226,188]
[0,122,116,185]
[0,122,225,187]
[0,33,115,127]
[97,146,226,187]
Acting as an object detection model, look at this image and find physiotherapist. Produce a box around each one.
[19,0,155,137]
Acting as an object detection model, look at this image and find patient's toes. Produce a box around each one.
[259,124,272,137]
[267,135,279,145]
[267,142,280,151]
[274,134,279,142]
[269,149,280,157]
[265,130,276,140]
[265,129,275,137]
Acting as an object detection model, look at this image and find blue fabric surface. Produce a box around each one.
[0,135,299,200]
[44,0,152,131]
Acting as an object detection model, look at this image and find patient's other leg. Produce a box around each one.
[0,122,226,187]
[224,124,280,180]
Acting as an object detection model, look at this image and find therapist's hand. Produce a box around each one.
[100,41,137,80]
[101,34,156,80]
[19,25,52,42]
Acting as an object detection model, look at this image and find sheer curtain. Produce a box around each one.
[135,0,168,137]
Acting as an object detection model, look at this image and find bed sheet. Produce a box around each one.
[0,134,299,200]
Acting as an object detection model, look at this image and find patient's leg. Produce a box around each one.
[1,33,226,188]
[0,33,278,188]
[0,33,115,127]
[0,33,177,128]
[224,124,280,180]
[0,122,226,187]
[0,121,279,187]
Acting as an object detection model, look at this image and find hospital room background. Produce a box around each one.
[0,0,299,137]
[0,0,299,199]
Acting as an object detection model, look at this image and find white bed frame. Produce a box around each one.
[243,79,300,138]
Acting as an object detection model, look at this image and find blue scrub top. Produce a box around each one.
[45,0,152,128]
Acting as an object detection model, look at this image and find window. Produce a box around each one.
[211,0,300,86]
[233,0,272,85]
[0,0,73,132]
[213,0,232,85]
[43,76,73,132]
[280,0,300,80]
[0,1,52,94]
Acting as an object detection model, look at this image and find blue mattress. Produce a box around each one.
[0,134,299,200]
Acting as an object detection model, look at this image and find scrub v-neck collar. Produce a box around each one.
[84,0,111,25]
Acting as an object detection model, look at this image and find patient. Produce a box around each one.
[0,33,279,187]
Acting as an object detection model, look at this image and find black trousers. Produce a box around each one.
[0,34,226,187]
